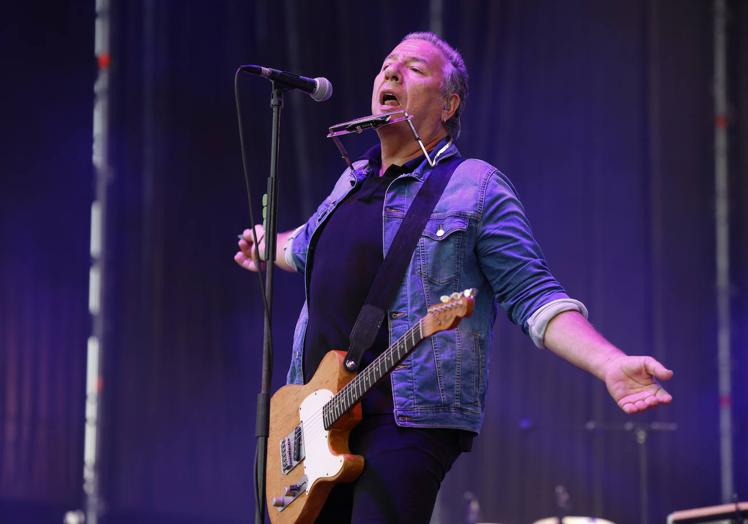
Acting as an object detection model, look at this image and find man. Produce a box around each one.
[236,32,673,523]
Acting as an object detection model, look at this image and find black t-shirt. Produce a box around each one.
[303,147,420,414]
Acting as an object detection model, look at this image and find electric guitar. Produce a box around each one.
[265,289,477,523]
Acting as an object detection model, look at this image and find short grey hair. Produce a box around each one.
[402,32,469,139]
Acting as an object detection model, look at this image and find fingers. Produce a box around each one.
[234,250,266,272]
[234,225,266,272]
[643,356,674,381]
[619,385,673,414]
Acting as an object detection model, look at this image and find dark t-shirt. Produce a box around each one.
[303,147,419,414]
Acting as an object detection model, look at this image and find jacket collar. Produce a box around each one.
[353,137,461,182]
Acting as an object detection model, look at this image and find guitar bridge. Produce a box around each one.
[279,424,305,475]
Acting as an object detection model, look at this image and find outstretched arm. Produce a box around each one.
[543,311,673,414]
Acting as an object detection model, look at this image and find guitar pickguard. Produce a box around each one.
[299,389,344,489]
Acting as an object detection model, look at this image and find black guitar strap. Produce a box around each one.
[344,155,465,371]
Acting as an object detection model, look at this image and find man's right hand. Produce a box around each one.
[235,225,267,272]
[234,225,297,273]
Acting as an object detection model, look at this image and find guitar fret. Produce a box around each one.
[320,293,472,431]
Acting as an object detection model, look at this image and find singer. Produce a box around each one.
[236,32,673,523]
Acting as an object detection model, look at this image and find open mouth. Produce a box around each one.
[380,91,401,107]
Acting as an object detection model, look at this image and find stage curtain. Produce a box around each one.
[2,1,746,523]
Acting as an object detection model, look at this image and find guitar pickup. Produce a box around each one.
[293,425,303,462]
[279,424,305,475]
[280,440,289,471]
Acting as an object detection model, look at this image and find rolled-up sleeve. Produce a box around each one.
[283,225,307,272]
[476,170,569,331]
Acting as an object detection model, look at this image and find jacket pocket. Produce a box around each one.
[418,215,469,286]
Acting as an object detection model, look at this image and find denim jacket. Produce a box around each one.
[285,142,569,434]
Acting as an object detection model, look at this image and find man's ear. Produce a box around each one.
[441,93,460,124]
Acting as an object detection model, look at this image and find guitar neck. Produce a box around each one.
[322,320,424,429]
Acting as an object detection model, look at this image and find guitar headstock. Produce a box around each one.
[422,289,477,338]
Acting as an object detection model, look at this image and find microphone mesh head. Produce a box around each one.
[311,77,333,102]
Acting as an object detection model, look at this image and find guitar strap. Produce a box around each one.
[344,154,465,372]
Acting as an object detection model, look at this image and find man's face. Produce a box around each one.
[371,39,449,135]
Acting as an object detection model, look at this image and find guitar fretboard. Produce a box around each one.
[322,320,424,429]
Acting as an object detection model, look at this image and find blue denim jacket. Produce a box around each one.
[286,142,568,434]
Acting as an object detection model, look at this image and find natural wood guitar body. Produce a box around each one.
[266,350,364,524]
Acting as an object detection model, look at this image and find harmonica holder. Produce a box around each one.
[326,110,437,172]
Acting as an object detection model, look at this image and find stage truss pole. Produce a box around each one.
[81,0,113,522]
[713,0,734,504]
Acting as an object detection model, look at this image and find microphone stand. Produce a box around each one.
[585,420,677,524]
[255,82,284,524]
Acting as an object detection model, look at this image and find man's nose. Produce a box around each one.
[384,64,401,82]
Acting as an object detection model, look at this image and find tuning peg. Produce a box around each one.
[440,295,450,303]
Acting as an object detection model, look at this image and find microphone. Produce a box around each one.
[240,64,332,102]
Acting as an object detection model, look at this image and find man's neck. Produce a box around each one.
[377,126,448,177]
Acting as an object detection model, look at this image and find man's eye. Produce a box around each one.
[411,67,423,74]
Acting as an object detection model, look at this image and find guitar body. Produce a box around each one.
[266,350,364,524]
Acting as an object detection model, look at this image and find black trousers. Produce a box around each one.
[314,414,465,524]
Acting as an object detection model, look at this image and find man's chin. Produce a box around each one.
[376,119,411,139]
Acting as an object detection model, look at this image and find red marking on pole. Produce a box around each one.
[97,377,104,392]
[719,394,731,407]
[97,53,111,70]
[714,114,728,129]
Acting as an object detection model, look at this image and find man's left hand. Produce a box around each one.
[603,356,673,414]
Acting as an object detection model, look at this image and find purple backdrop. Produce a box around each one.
[1,1,747,523]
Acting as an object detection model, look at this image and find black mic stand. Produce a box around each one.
[255,82,284,524]
[585,420,677,524]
